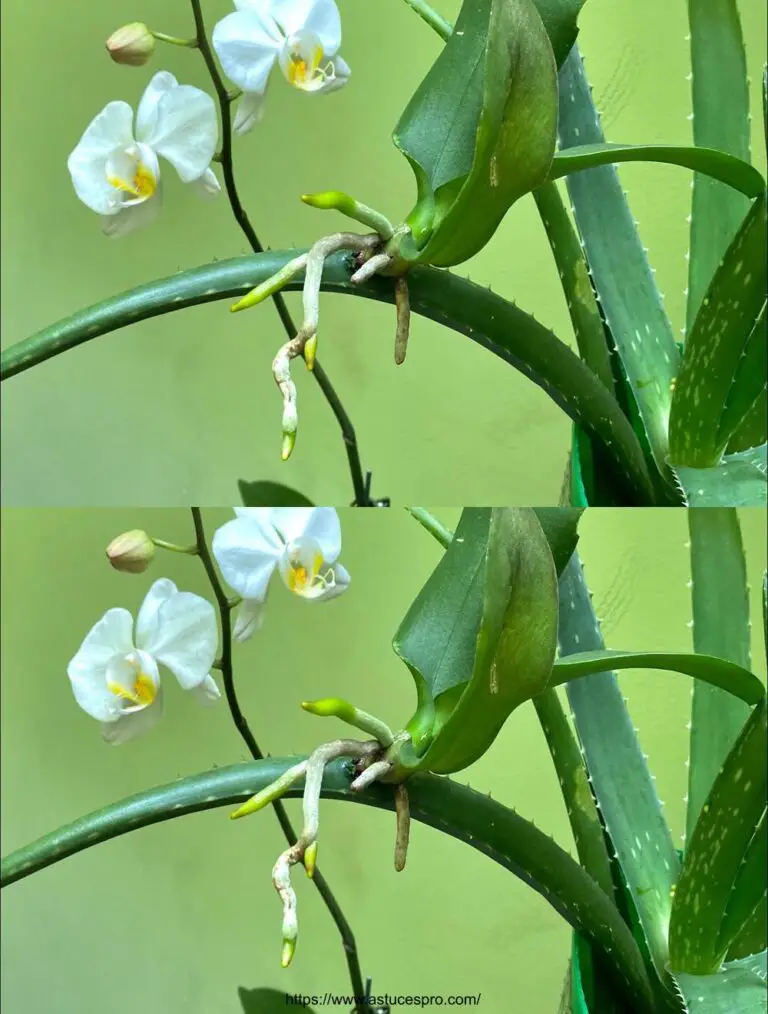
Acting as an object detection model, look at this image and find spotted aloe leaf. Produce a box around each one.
[719,812,767,960]
[393,507,574,774]
[674,444,767,507]
[686,509,752,841]
[673,951,768,1014]
[669,700,767,974]
[392,0,559,267]
[669,195,767,468]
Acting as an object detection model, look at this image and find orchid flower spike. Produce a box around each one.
[67,579,220,744]
[212,0,350,135]
[68,71,220,237]
[212,507,350,642]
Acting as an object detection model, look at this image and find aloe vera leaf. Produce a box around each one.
[718,303,768,452]
[719,811,767,959]
[686,509,752,841]
[0,759,656,1009]
[726,387,768,455]
[0,253,656,504]
[669,196,767,467]
[548,143,763,198]
[533,182,614,391]
[533,689,614,898]
[557,46,680,481]
[670,701,767,973]
[674,444,767,507]
[673,951,767,1014]
[685,0,752,329]
[558,553,680,992]
[548,649,764,706]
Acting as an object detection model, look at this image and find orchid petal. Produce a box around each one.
[272,508,341,562]
[270,0,342,54]
[233,90,268,134]
[232,597,266,642]
[142,84,218,182]
[212,10,281,94]
[189,167,221,199]
[315,53,350,94]
[100,188,163,237]
[135,578,179,648]
[141,591,218,691]
[212,515,282,599]
[190,674,222,706]
[68,101,135,214]
[135,71,179,142]
[101,690,164,745]
[67,608,134,721]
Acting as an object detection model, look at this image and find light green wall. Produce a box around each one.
[1,508,765,1011]
[2,0,766,505]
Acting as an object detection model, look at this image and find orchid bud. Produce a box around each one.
[106,23,156,67]
[106,530,155,574]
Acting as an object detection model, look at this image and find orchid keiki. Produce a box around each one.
[212,507,350,641]
[67,578,220,744]
[67,71,220,236]
[212,0,350,135]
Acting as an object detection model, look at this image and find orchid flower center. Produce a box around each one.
[105,146,158,204]
[107,652,157,709]
[280,31,335,92]
[281,537,336,599]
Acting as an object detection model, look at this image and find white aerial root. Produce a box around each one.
[350,758,393,792]
[350,250,393,284]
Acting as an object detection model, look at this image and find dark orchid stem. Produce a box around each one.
[189,508,368,1013]
[188,0,372,507]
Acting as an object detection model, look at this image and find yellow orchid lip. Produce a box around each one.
[107,161,157,200]
[107,668,156,708]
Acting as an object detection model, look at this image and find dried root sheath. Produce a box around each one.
[350,758,393,792]
[394,783,411,872]
[272,232,379,460]
[350,251,393,285]
[271,738,379,967]
[301,697,395,747]
[394,275,411,365]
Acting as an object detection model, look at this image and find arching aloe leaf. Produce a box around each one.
[686,509,752,841]
[393,0,558,267]
[0,253,656,505]
[673,952,768,1014]
[718,303,767,451]
[674,444,767,507]
[669,196,767,467]
[238,480,314,507]
[418,509,559,774]
[548,649,765,705]
[727,388,768,454]
[548,143,764,197]
[558,47,680,483]
[719,812,767,959]
[669,700,767,974]
[685,0,753,329]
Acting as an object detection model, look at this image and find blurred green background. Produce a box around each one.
[2,507,766,1012]
[1,0,766,505]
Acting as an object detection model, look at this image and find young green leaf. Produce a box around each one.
[686,509,752,841]
[674,444,767,507]
[685,0,752,329]
[238,480,314,507]
[669,196,767,468]
[669,700,767,974]
[393,0,559,267]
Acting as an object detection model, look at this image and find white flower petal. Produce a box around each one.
[212,516,282,599]
[101,690,164,745]
[105,649,160,706]
[315,52,350,94]
[232,597,266,642]
[67,607,134,721]
[189,166,221,199]
[135,71,179,142]
[270,0,341,54]
[316,560,350,601]
[212,10,281,94]
[135,578,179,649]
[233,90,268,135]
[190,673,222,706]
[143,85,218,183]
[272,507,341,562]
[68,101,135,214]
[100,189,163,237]
[143,591,218,691]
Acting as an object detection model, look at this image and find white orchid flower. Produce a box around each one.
[212,507,350,641]
[212,0,350,135]
[67,71,220,237]
[67,579,220,744]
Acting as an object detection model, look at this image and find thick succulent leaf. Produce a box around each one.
[558,553,680,994]
[394,0,559,267]
[419,509,559,774]
[669,196,767,467]
[727,891,768,962]
[0,759,656,1010]
[674,444,767,507]
[686,509,752,841]
[718,303,767,452]
[0,251,656,505]
[557,46,680,483]
[719,812,767,959]
[673,952,768,1014]
[549,649,765,705]
[685,0,753,329]
[725,368,767,455]
[548,143,764,197]
[669,700,767,974]
[238,480,314,507]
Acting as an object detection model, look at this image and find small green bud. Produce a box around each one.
[106,23,156,67]
[106,530,155,574]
